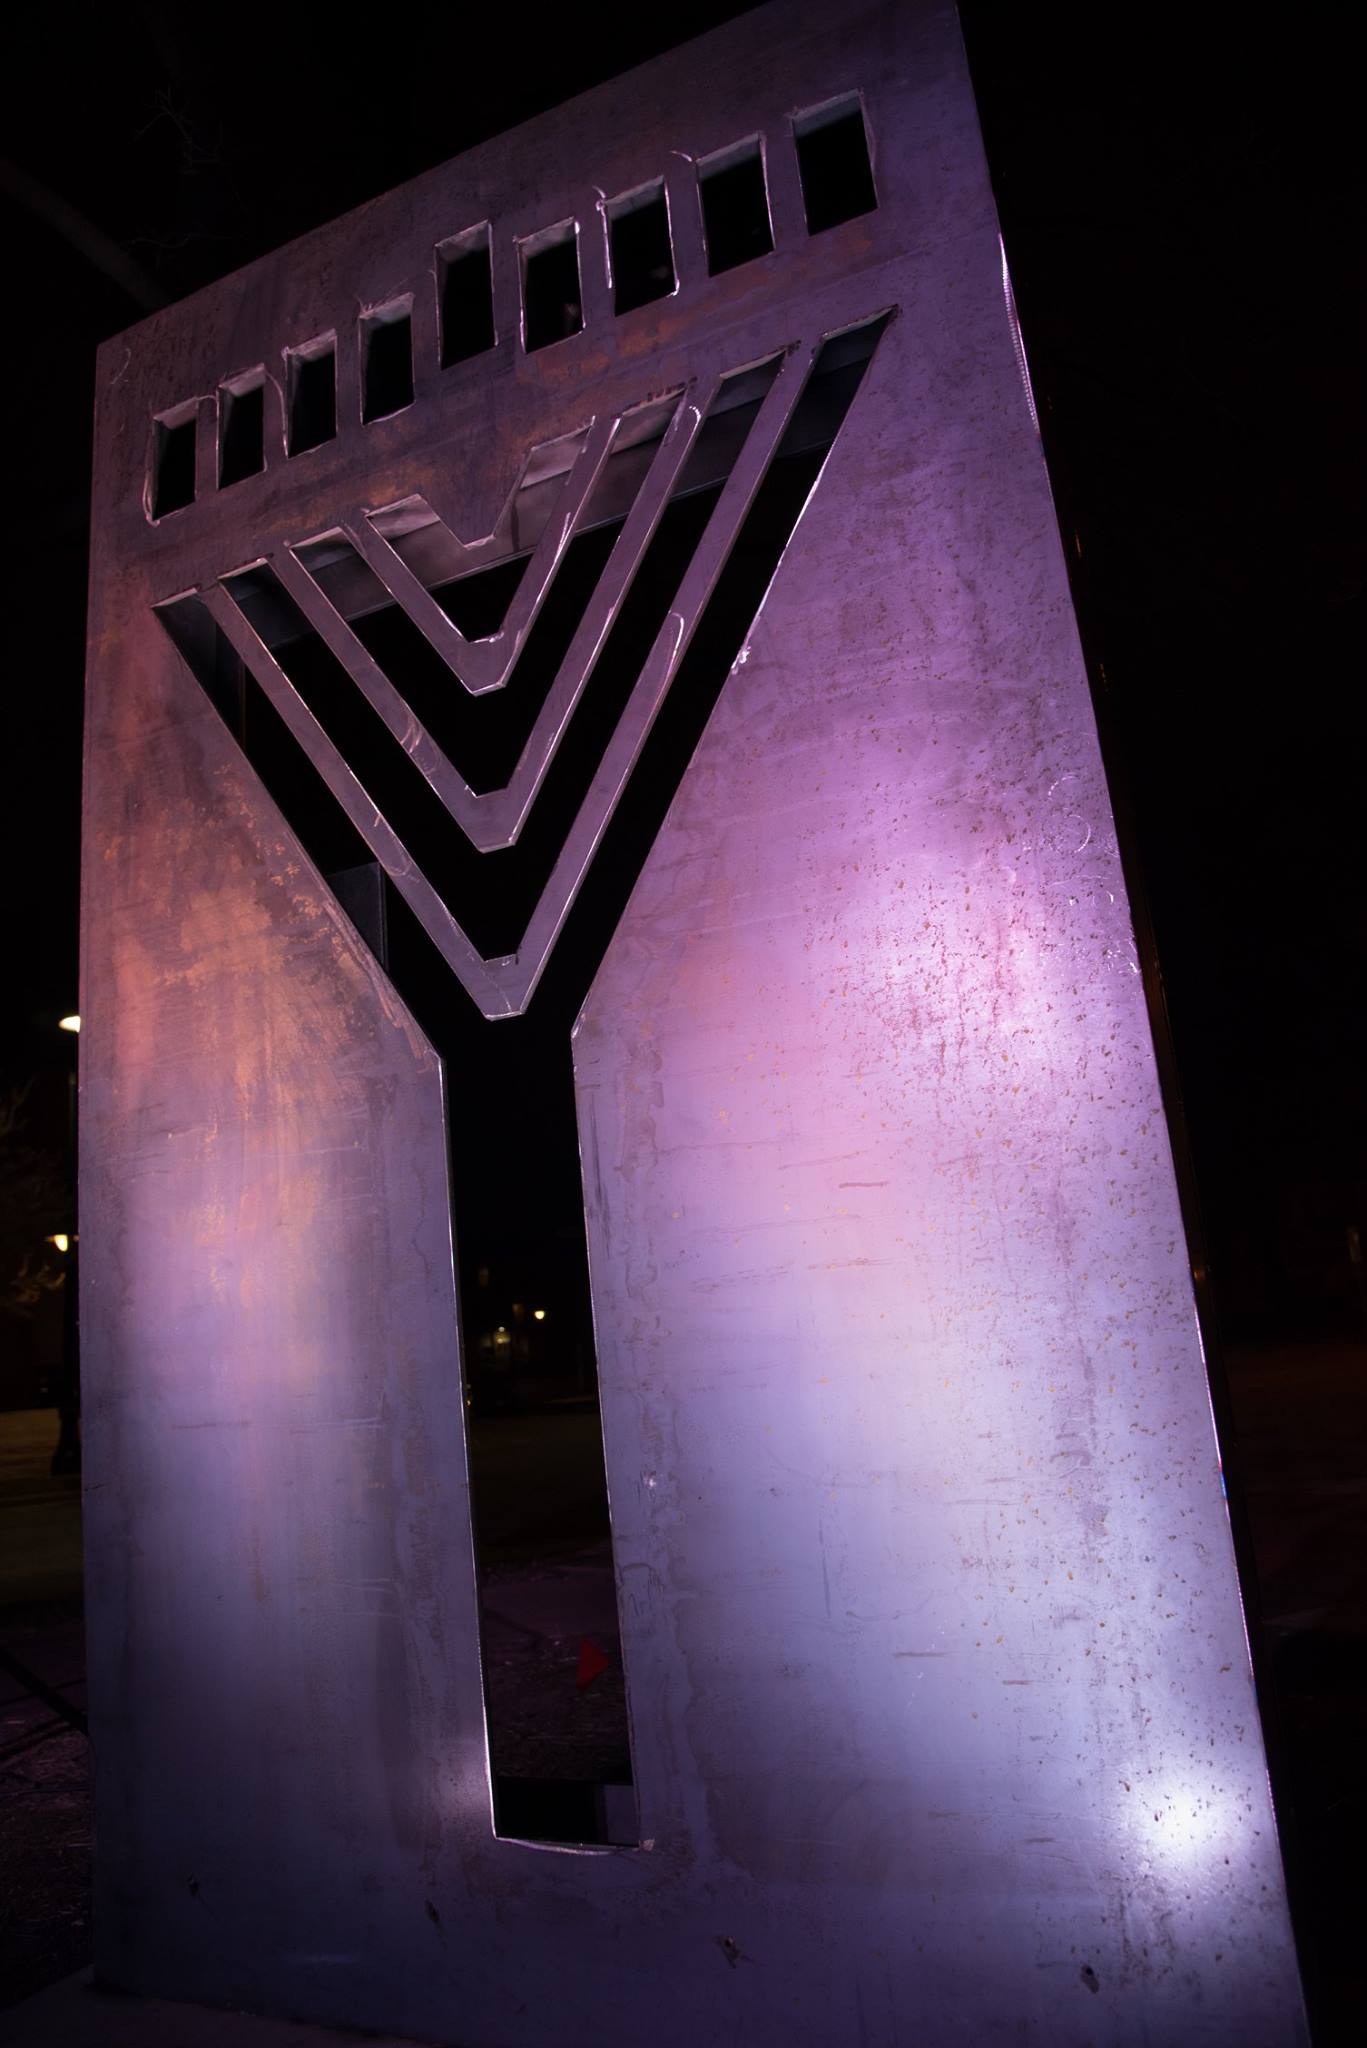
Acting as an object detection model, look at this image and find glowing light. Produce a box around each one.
[49,1233,70,1253]
[58,1014,81,1034]
[533,1308,547,1322]
[1116,1768,1249,1892]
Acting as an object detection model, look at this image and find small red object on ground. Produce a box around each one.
[576,1637,609,1690]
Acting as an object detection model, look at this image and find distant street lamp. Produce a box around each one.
[58,1015,80,1034]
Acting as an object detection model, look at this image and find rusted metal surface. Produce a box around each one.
[80,2,1306,2041]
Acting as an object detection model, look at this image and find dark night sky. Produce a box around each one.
[0,2,1362,1346]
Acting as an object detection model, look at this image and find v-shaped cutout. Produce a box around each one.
[269,382,712,852]
[166,315,889,1019]
[341,415,619,698]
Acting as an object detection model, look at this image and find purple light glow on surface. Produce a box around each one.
[79,4,1305,2040]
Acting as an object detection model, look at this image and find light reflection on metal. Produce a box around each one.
[1000,235,1040,436]
[179,343,843,1020]
[79,3,1307,2044]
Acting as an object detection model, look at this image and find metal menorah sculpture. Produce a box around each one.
[80,3,1306,2042]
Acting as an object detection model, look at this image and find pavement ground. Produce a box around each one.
[1,1336,1363,2043]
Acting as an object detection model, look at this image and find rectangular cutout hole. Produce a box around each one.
[218,373,266,488]
[521,224,583,352]
[361,301,414,422]
[438,226,496,366]
[151,408,196,517]
[698,138,773,275]
[608,182,675,315]
[287,339,337,455]
[794,96,877,234]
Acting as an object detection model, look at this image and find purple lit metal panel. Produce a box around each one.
[80,3,1306,2043]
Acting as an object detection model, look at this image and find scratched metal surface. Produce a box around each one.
[79,2,1307,2041]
